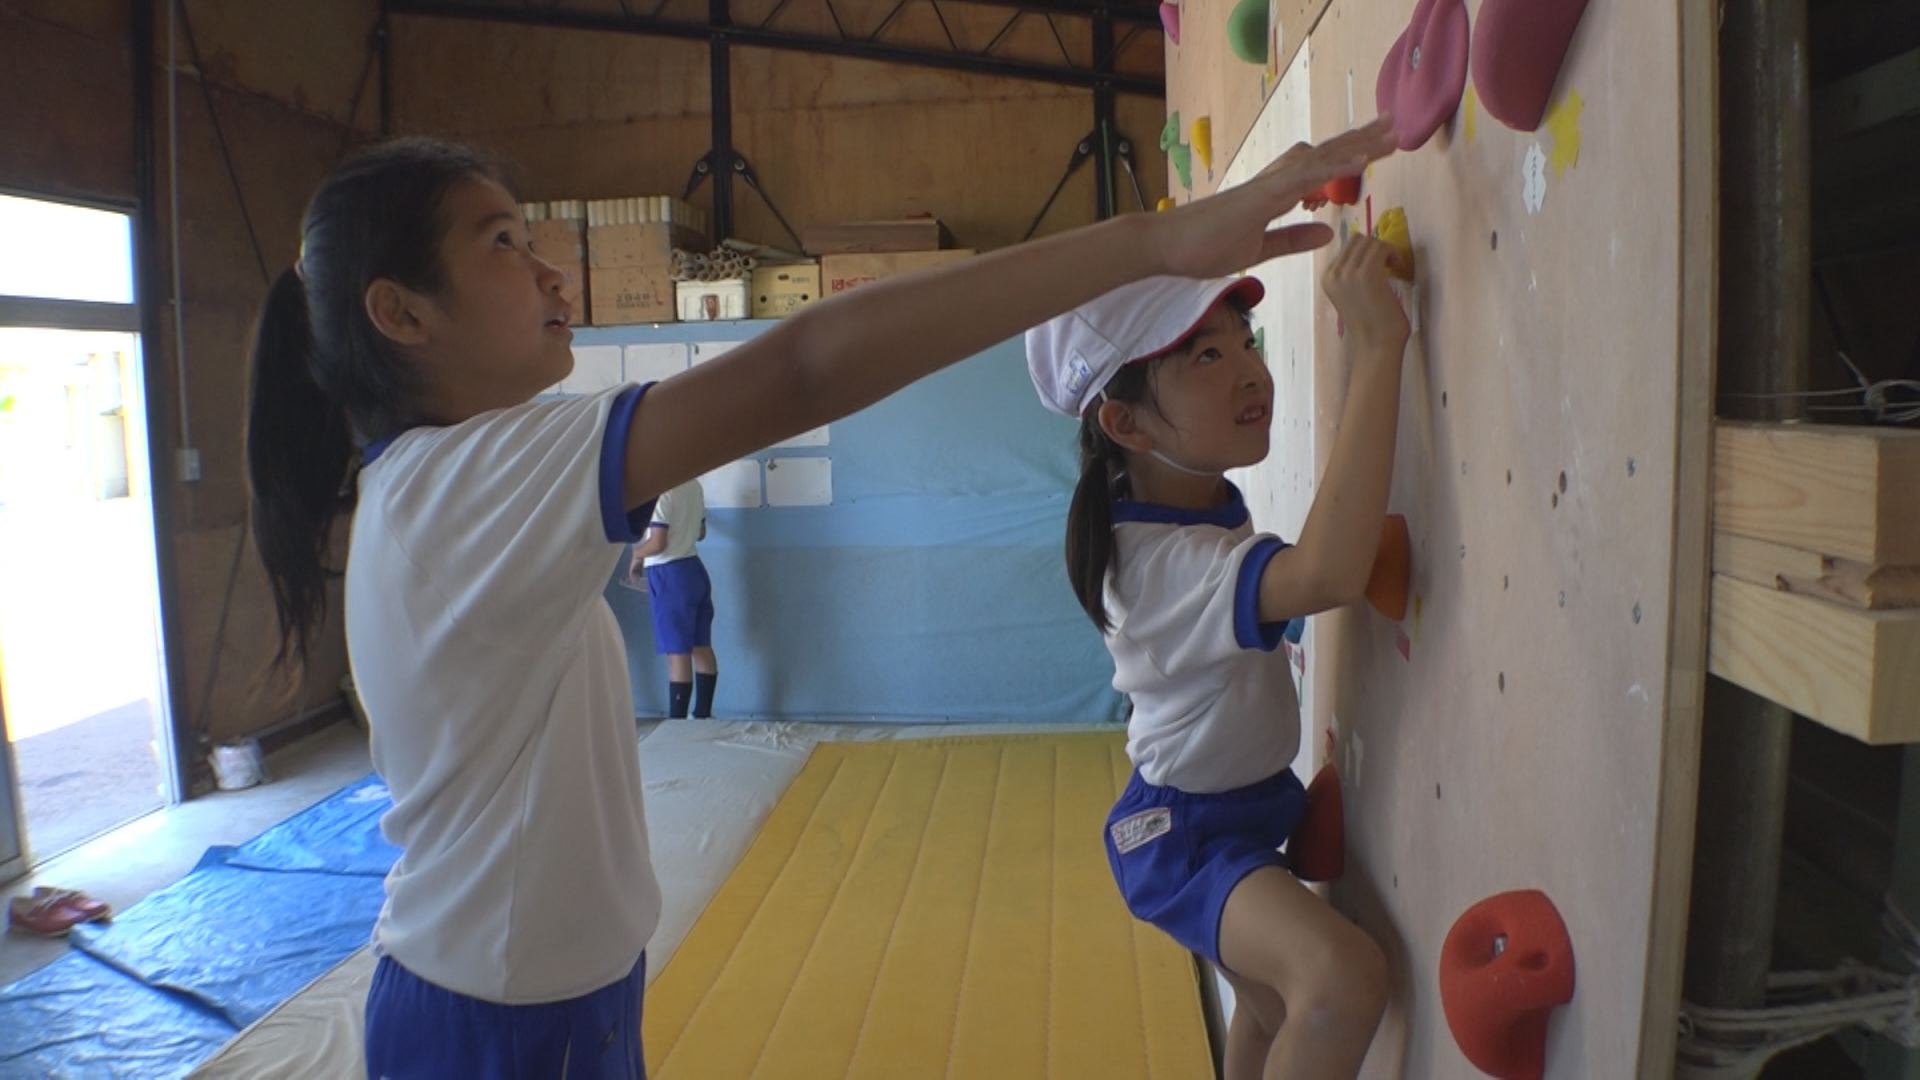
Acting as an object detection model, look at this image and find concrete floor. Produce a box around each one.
[12,699,166,860]
[0,720,373,988]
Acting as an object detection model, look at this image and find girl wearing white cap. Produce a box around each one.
[1027,222,1413,1078]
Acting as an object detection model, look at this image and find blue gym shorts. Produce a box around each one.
[364,952,647,1079]
[644,557,714,656]
[1104,767,1309,966]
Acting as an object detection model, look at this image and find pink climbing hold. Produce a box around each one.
[1471,0,1593,131]
[1159,2,1181,45]
[1374,0,1471,151]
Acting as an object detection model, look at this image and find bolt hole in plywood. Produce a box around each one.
[1184,0,1713,1072]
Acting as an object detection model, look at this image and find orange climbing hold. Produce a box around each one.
[1366,513,1412,621]
[1440,890,1576,1080]
[1287,763,1345,882]
[1318,175,1363,207]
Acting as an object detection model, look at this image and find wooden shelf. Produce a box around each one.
[1709,573,1920,744]
[1715,422,1920,567]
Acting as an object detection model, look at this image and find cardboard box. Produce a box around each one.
[588,223,707,325]
[587,223,707,270]
[530,218,588,324]
[590,268,676,325]
[802,218,953,255]
[821,250,975,297]
[751,263,821,318]
[676,279,750,322]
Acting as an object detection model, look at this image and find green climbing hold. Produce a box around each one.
[1160,110,1182,152]
[1170,142,1194,191]
[1227,0,1269,64]
[1253,326,1267,361]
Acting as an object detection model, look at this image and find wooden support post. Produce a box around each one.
[1687,0,1812,1029]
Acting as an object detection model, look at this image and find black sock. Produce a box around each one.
[668,681,693,719]
[693,672,718,719]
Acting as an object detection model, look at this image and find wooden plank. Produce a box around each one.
[1714,532,1920,610]
[1709,574,1920,745]
[1642,0,1722,1061]
[1715,422,1920,567]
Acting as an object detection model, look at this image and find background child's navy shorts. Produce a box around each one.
[1103,768,1308,967]
[645,557,714,655]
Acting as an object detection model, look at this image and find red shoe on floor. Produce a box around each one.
[7,887,112,937]
[34,886,111,923]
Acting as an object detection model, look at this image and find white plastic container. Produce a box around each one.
[210,739,269,791]
[675,279,750,322]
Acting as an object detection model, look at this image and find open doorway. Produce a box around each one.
[0,193,174,873]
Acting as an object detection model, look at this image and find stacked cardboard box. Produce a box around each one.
[751,264,822,318]
[808,215,972,298]
[584,197,708,325]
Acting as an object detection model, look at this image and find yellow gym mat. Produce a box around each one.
[643,732,1214,1079]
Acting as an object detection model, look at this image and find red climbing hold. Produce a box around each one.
[1287,763,1345,882]
[1471,0,1592,131]
[1374,0,1471,151]
[1440,890,1575,1080]
[1320,175,1364,207]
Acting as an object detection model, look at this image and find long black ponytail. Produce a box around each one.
[1064,360,1156,632]
[244,137,507,672]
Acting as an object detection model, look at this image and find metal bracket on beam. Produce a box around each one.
[1023,127,1146,240]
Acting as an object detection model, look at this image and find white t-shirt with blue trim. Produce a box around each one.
[643,480,704,568]
[1104,484,1302,794]
[346,383,662,1004]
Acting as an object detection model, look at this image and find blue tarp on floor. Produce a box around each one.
[220,773,399,877]
[0,773,394,1077]
[70,851,387,1028]
[0,952,237,1080]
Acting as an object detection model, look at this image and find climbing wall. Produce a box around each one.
[1223,55,1319,766]
[1162,0,1334,200]
[1213,0,1716,1075]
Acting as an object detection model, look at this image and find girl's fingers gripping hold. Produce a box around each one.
[1324,236,1411,349]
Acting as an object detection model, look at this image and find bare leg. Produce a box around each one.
[1220,968,1286,1080]
[667,654,693,683]
[1216,867,1389,1080]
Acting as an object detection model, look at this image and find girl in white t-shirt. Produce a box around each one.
[1026,224,1412,1079]
[243,126,1393,1078]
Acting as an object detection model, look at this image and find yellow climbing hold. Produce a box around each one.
[1375,206,1415,281]
[1156,196,1177,212]
[1463,84,1479,144]
[1545,90,1584,175]
[1192,116,1214,174]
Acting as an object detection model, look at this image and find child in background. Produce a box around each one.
[628,479,718,719]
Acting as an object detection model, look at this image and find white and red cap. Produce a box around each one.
[1026,275,1266,418]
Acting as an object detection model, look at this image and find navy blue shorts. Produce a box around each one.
[365,953,646,1080]
[645,558,714,655]
[1104,768,1308,967]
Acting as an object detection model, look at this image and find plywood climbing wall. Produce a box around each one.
[1162,0,1334,201]
[1216,0,1716,1075]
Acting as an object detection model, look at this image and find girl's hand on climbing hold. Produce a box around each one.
[1152,116,1397,280]
[1323,234,1412,354]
